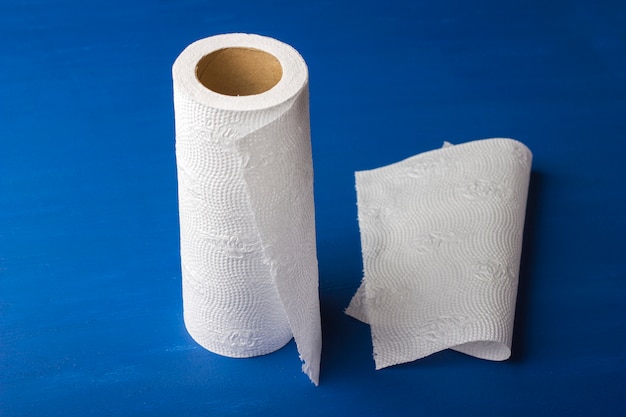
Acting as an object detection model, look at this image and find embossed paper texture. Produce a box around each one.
[346,138,532,369]
[173,34,321,384]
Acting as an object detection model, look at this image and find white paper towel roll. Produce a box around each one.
[173,33,321,384]
[346,138,532,369]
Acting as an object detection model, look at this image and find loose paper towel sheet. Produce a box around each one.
[346,138,532,369]
[173,34,321,384]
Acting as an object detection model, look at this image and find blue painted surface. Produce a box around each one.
[1,0,625,415]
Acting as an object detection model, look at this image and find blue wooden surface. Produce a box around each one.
[1,0,625,415]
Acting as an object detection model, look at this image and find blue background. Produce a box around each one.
[1,0,625,415]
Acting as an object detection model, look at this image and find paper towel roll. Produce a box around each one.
[346,138,532,369]
[172,33,321,384]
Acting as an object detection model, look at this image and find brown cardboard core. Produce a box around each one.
[196,47,282,96]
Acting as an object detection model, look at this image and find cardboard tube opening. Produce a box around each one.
[196,47,283,96]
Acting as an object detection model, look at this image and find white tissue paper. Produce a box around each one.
[173,33,321,384]
[346,138,532,369]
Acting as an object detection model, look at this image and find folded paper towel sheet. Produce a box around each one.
[172,34,321,384]
[346,138,532,369]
